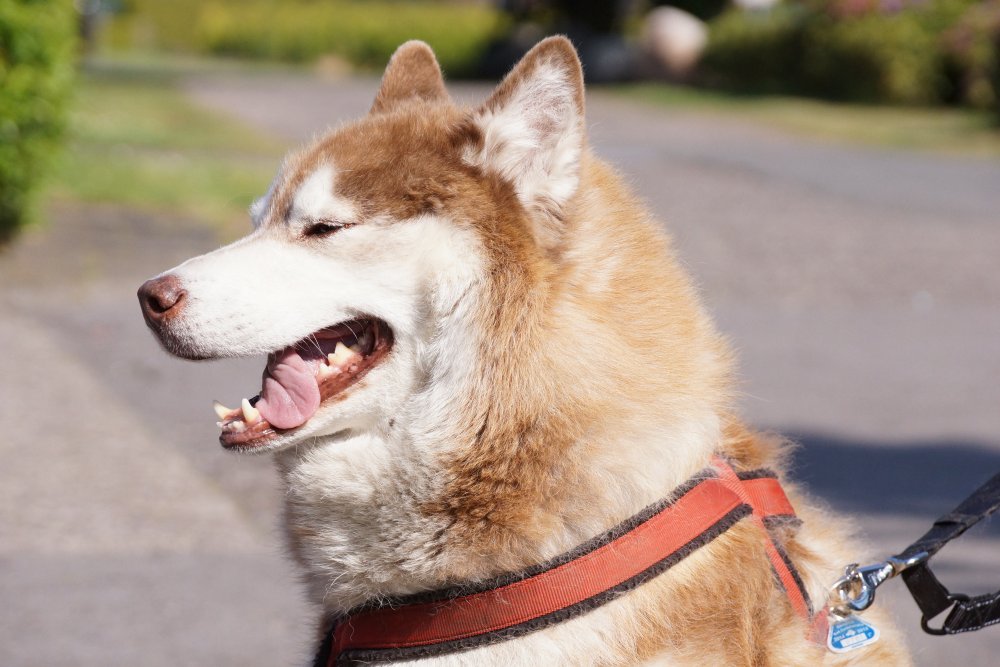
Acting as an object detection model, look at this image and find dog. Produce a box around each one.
[138,37,911,665]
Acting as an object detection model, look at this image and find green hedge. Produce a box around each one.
[797,11,942,104]
[702,1,981,106]
[107,0,506,77]
[0,0,75,241]
[701,6,806,96]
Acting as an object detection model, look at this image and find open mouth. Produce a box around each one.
[213,318,393,450]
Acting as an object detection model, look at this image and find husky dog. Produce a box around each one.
[139,38,910,665]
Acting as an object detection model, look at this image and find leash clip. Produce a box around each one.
[828,552,928,618]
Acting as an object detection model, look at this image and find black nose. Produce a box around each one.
[138,274,187,326]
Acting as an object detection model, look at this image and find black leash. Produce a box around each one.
[828,470,1000,636]
[899,470,1000,635]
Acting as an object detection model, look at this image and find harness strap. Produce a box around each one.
[319,460,812,666]
[711,459,830,644]
[712,458,812,620]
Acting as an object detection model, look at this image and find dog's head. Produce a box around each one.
[138,38,592,455]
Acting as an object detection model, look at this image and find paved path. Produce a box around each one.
[0,205,313,666]
[2,70,997,665]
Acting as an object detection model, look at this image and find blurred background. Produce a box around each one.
[1,1,998,665]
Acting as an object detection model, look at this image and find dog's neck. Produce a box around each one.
[276,409,721,616]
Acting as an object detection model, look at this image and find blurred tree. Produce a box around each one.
[551,0,623,33]
[78,0,99,53]
[484,0,640,81]
[943,0,1000,113]
[0,0,75,241]
[498,0,634,31]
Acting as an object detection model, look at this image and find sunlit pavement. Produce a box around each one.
[2,70,997,665]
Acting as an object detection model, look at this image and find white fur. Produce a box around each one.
[290,163,359,226]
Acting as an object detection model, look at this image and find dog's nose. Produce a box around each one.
[138,274,187,324]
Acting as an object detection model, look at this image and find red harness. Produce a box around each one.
[317,457,823,666]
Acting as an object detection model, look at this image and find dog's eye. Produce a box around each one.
[304,221,350,237]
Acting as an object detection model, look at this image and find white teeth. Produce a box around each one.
[317,363,336,379]
[348,343,361,353]
[213,400,234,419]
[241,398,260,424]
[329,341,359,367]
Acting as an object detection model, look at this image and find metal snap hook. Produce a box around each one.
[828,552,929,618]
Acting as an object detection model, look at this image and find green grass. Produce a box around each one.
[619,83,1000,158]
[46,61,286,235]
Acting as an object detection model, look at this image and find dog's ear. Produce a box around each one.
[371,41,449,113]
[462,36,585,250]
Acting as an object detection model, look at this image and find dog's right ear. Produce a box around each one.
[459,37,585,251]
[371,41,449,113]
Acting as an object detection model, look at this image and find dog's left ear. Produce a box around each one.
[372,41,450,113]
[462,36,585,250]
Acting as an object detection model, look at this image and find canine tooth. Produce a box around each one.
[348,343,361,353]
[241,398,260,424]
[213,401,234,419]
[330,341,359,367]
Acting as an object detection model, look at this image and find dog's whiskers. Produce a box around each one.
[304,333,323,357]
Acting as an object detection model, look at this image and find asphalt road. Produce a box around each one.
[1,70,997,665]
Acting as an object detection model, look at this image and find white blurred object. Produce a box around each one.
[641,6,708,78]
[734,0,781,9]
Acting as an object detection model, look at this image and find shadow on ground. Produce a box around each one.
[786,430,1000,537]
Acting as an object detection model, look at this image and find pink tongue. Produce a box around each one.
[255,347,321,430]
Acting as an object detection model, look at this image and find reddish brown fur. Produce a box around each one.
[269,38,910,664]
[372,40,451,114]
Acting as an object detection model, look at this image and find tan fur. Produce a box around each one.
[187,38,914,664]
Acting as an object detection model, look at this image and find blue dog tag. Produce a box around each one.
[827,615,880,653]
